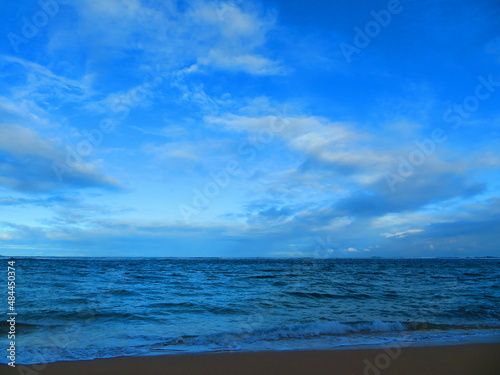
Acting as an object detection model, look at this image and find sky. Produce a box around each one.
[0,0,499,258]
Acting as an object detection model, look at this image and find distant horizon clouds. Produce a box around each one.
[1,0,499,257]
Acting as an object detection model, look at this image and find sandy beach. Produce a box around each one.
[3,343,500,375]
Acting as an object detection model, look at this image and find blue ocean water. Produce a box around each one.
[2,257,500,364]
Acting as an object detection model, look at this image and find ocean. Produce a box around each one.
[2,257,500,364]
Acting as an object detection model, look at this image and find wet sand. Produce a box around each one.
[2,343,500,375]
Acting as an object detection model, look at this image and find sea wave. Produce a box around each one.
[286,291,371,299]
[163,320,498,347]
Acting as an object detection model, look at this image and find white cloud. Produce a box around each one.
[1,55,90,91]
[381,229,424,238]
[207,114,392,182]
[188,1,283,75]
[0,232,16,240]
[0,123,58,159]
[1,55,93,106]
[198,51,283,75]
[62,0,282,76]
[0,124,121,192]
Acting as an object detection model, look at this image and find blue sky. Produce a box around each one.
[1,0,499,257]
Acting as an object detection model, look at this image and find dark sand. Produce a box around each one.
[3,343,500,375]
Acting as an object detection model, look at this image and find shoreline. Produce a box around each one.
[2,342,500,375]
